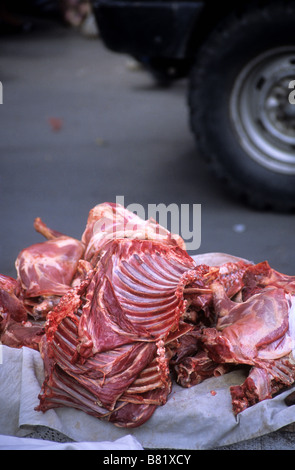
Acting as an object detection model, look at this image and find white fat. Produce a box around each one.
[287,294,295,359]
[219,265,229,274]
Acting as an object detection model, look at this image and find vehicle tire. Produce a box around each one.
[189,1,295,211]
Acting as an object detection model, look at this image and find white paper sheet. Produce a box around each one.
[0,433,143,450]
[1,344,295,450]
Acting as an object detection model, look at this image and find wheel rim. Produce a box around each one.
[230,46,295,175]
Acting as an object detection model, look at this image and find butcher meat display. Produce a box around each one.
[0,202,295,427]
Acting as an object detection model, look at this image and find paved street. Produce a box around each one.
[1,17,295,449]
[0,19,294,277]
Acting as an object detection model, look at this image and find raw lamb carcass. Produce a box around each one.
[0,274,44,350]
[81,201,186,266]
[36,206,257,427]
[176,265,295,415]
[36,237,197,427]
[15,217,84,319]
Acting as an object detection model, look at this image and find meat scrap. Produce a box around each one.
[15,218,84,320]
[200,284,295,414]
[1,202,295,427]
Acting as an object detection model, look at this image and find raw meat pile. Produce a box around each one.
[1,202,295,427]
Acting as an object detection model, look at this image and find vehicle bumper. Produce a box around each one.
[92,0,204,60]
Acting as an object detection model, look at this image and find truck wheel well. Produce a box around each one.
[185,0,272,58]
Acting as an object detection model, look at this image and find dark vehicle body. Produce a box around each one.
[92,0,205,79]
[92,0,295,211]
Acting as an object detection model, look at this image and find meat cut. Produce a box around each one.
[1,202,295,427]
[201,283,295,414]
[36,236,198,427]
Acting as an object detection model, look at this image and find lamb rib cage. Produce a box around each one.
[36,235,197,427]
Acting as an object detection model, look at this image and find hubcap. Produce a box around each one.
[230,47,295,175]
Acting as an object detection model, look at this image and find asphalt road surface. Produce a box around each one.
[0,17,295,449]
[1,18,295,279]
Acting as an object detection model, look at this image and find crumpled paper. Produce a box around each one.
[0,345,144,450]
[0,253,295,450]
[1,344,295,450]
[0,433,143,450]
